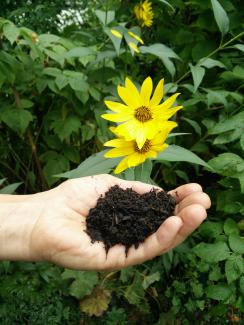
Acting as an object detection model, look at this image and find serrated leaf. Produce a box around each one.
[208,153,244,176]
[124,272,145,306]
[229,234,244,254]
[224,218,240,235]
[211,0,229,37]
[50,116,81,141]
[55,74,68,90]
[225,256,244,284]
[80,286,111,316]
[206,284,232,301]
[199,221,223,238]
[156,145,210,168]
[142,272,160,290]
[3,22,19,44]
[193,242,230,263]
[62,270,98,299]
[189,63,205,92]
[209,111,244,134]
[0,108,33,134]
[120,267,135,283]
[57,150,121,179]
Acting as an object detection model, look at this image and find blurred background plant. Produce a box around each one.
[0,0,244,324]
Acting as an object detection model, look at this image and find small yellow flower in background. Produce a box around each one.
[101,76,182,149]
[134,0,154,28]
[128,42,140,53]
[128,31,144,44]
[104,123,176,174]
[110,29,123,39]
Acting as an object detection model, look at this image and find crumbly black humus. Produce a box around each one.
[85,185,176,256]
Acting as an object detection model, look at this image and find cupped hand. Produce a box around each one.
[29,174,211,270]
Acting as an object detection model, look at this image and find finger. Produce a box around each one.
[118,178,161,195]
[168,183,202,203]
[122,216,183,267]
[175,192,211,214]
[171,204,207,248]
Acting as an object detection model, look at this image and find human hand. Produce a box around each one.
[0,174,210,270]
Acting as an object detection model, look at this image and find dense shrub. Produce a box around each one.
[0,0,243,323]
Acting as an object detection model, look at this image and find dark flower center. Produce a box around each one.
[134,106,152,122]
[134,140,151,153]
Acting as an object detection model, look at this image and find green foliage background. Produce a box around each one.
[0,0,244,323]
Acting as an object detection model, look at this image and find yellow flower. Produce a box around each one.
[128,41,140,53]
[104,124,176,174]
[101,76,182,149]
[128,31,144,44]
[134,0,154,28]
[110,29,123,39]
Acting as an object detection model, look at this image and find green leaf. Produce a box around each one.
[208,153,244,177]
[189,63,205,92]
[193,242,230,263]
[0,182,22,194]
[240,133,244,151]
[43,67,61,77]
[209,111,244,134]
[57,151,121,179]
[225,255,244,284]
[240,276,244,296]
[124,272,144,306]
[0,108,33,134]
[134,160,153,183]
[199,221,223,238]
[104,27,123,55]
[233,44,244,53]
[95,10,115,25]
[65,47,95,58]
[140,44,180,77]
[142,272,160,290]
[211,0,229,37]
[199,57,225,69]
[55,75,68,90]
[182,117,201,136]
[224,218,240,235]
[229,234,244,254]
[50,116,81,141]
[3,22,19,44]
[206,284,232,301]
[62,270,98,299]
[120,267,135,283]
[156,145,210,168]
[158,0,175,12]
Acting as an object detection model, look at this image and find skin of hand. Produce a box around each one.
[0,174,211,270]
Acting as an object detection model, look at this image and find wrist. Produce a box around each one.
[0,196,40,261]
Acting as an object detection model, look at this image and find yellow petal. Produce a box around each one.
[104,146,134,158]
[144,120,158,139]
[127,152,146,167]
[128,42,140,53]
[151,122,177,144]
[146,150,158,158]
[125,77,141,103]
[152,143,168,152]
[155,106,183,120]
[117,85,140,108]
[101,113,131,122]
[128,31,144,44]
[156,93,180,111]
[114,156,130,174]
[115,120,140,140]
[104,138,133,148]
[104,101,131,113]
[150,79,164,107]
[136,125,147,149]
[110,29,123,39]
[140,76,153,106]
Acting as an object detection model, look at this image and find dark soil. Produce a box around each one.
[85,185,176,256]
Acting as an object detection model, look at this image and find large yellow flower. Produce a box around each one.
[101,76,182,149]
[134,0,154,28]
[104,122,176,174]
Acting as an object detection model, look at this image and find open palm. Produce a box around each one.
[30,174,210,270]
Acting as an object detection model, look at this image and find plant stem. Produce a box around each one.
[175,31,244,84]
[12,86,48,190]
